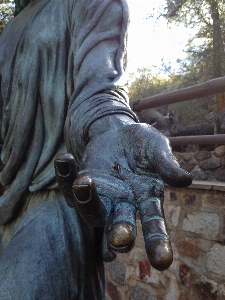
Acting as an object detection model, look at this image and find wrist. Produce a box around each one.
[88,114,137,140]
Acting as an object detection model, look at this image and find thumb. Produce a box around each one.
[154,152,192,188]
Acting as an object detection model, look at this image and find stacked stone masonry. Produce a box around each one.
[105,148,225,299]
[173,145,225,182]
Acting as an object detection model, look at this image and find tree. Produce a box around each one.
[0,0,14,35]
[161,0,225,115]
[128,68,175,134]
[128,67,171,101]
[128,67,216,136]
[168,1,224,77]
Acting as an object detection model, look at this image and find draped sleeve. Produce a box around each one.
[65,0,138,166]
[0,0,138,224]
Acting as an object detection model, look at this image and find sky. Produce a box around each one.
[126,0,193,74]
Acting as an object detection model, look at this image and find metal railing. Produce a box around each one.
[130,76,225,146]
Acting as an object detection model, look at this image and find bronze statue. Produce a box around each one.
[0,0,192,299]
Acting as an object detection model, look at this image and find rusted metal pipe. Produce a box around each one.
[130,76,225,111]
[168,134,225,146]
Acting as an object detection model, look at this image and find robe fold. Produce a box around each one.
[0,0,137,298]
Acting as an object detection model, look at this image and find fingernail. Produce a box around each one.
[73,175,93,202]
[73,175,110,226]
[73,184,91,203]
[55,161,71,177]
[54,153,75,177]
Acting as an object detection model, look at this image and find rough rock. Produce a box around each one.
[165,278,180,300]
[165,205,180,227]
[182,211,220,238]
[173,152,182,162]
[184,194,196,205]
[176,238,200,258]
[199,157,221,170]
[179,264,191,286]
[194,151,211,162]
[207,243,225,276]
[180,160,196,172]
[129,285,156,300]
[213,145,225,158]
[190,166,201,179]
[169,191,177,202]
[138,259,150,282]
[182,153,193,162]
[106,281,122,300]
[213,168,225,182]
[107,258,127,285]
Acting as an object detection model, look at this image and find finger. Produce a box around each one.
[54,153,77,207]
[107,202,136,253]
[73,174,111,227]
[138,185,173,271]
[154,152,192,188]
[145,128,192,187]
[121,124,192,188]
[137,124,192,188]
[101,219,117,262]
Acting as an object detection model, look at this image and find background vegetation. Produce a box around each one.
[1,0,224,137]
[0,0,14,35]
[128,0,225,134]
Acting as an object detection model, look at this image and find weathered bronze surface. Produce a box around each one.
[107,223,135,252]
[0,0,192,298]
[55,124,192,273]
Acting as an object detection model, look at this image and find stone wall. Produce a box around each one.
[105,181,225,300]
[173,145,225,182]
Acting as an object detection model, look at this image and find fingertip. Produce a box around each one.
[177,170,193,188]
[72,174,111,227]
[107,222,135,253]
[107,202,136,253]
[163,168,193,188]
[54,153,76,177]
[155,154,193,188]
[54,154,77,207]
[146,238,173,271]
[73,175,93,203]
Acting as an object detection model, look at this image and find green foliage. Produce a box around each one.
[128,67,216,132]
[0,0,14,35]
[131,0,220,133]
[161,0,224,129]
[128,67,171,101]
[168,97,216,128]
[162,0,225,82]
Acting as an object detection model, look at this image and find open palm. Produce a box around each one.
[55,124,192,271]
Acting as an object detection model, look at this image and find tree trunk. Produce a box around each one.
[211,0,222,78]
[211,0,225,119]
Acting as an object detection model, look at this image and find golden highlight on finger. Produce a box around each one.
[107,202,136,253]
[146,238,173,271]
[73,175,110,227]
[139,198,173,271]
[107,222,135,253]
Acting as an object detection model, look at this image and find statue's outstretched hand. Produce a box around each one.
[55,124,192,271]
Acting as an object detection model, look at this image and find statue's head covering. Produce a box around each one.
[14,0,30,16]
